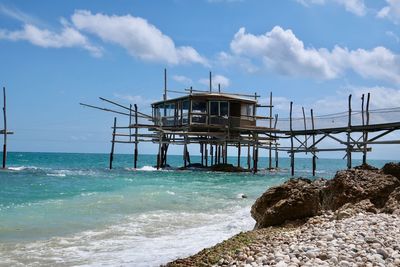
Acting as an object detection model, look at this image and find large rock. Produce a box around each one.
[251,178,325,229]
[382,187,400,214]
[382,162,400,179]
[322,169,400,210]
[251,163,400,229]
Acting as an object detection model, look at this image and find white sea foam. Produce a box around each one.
[137,166,158,171]
[8,166,39,171]
[0,206,254,266]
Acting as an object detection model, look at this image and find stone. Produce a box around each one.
[251,178,325,228]
[382,162,400,179]
[321,168,400,210]
[335,199,377,220]
[376,248,389,259]
[382,187,400,214]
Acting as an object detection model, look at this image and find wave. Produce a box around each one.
[0,206,254,266]
[7,166,39,171]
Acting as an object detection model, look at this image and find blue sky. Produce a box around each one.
[1,0,400,159]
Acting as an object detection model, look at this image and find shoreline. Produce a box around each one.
[165,163,400,266]
[166,211,400,267]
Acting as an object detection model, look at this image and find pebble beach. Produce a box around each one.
[167,164,400,267]
[216,212,400,267]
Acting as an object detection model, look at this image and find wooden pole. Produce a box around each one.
[209,71,212,93]
[129,104,132,142]
[247,135,251,170]
[311,109,316,176]
[253,134,258,174]
[302,107,307,154]
[164,68,167,101]
[157,134,162,170]
[347,94,352,169]
[134,104,138,168]
[214,144,217,165]
[363,93,371,165]
[200,143,204,166]
[2,87,7,169]
[205,142,208,167]
[237,142,241,167]
[109,117,117,170]
[183,141,188,168]
[210,144,214,166]
[290,102,294,176]
[268,92,272,170]
[274,114,279,169]
[224,141,228,164]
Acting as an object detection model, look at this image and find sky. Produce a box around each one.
[0,0,400,159]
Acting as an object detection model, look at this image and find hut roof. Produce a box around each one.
[151,92,257,106]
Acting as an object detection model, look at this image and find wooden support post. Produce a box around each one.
[164,68,167,101]
[218,145,221,164]
[253,134,258,174]
[363,93,371,165]
[302,107,307,153]
[214,144,218,165]
[311,109,316,176]
[109,117,117,170]
[224,141,228,164]
[247,136,251,170]
[209,71,212,93]
[274,114,279,169]
[200,143,204,166]
[129,104,132,142]
[210,144,214,166]
[2,87,7,169]
[268,92,273,170]
[237,142,241,167]
[290,102,294,176]
[205,142,208,167]
[183,142,187,168]
[134,104,138,168]
[347,94,352,169]
[186,147,191,165]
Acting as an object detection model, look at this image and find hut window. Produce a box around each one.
[210,101,228,117]
[241,104,254,120]
[192,101,207,113]
[220,102,228,117]
[182,100,189,124]
[210,101,219,116]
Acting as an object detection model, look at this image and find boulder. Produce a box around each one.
[382,162,400,179]
[209,163,246,172]
[251,178,325,229]
[321,169,400,210]
[354,163,378,171]
[382,187,400,214]
[335,199,377,220]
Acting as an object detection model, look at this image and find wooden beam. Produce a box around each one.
[109,117,117,170]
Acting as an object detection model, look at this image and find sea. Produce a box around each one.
[0,152,393,266]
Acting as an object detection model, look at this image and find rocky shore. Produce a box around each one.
[166,163,400,267]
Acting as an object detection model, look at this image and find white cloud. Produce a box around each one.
[226,26,400,84]
[199,74,230,90]
[71,10,208,66]
[230,26,339,80]
[297,0,366,16]
[377,0,400,24]
[0,4,41,25]
[172,75,193,85]
[0,23,102,57]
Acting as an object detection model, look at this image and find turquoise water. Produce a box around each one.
[0,152,393,266]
